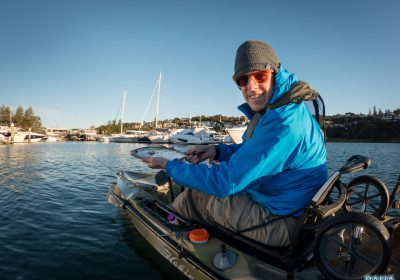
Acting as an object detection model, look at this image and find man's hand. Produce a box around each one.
[142,157,168,169]
[184,145,216,164]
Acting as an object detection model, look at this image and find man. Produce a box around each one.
[143,40,327,247]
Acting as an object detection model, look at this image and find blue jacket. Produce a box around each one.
[166,65,327,215]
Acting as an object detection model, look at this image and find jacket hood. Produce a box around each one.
[238,64,299,119]
[270,64,299,104]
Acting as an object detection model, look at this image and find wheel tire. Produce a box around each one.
[344,175,389,219]
[315,212,391,280]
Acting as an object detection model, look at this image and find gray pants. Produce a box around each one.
[172,189,296,247]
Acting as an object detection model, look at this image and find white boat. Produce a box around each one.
[140,72,163,130]
[211,133,233,143]
[110,130,149,143]
[227,126,247,144]
[12,131,46,143]
[115,72,165,144]
[109,134,137,143]
[0,133,6,144]
[170,127,216,144]
[0,125,46,143]
[96,135,110,142]
[79,129,97,141]
[0,126,11,135]
[109,90,133,143]
[45,136,58,142]
[45,128,69,140]
[147,129,171,143]
[0,126,10,143]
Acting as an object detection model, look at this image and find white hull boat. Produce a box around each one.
[170,127,217,145]
[13,131,46,143]
[227,126,246,144]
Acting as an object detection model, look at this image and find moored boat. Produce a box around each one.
[96,135,110,142]
[170,127,218,145]
[45,136,58,142]
[13,131,46,143]
[226,126,246,144]
[147,129,171,144]
[0,133,6,144]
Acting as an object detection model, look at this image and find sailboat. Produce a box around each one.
[108,90,147,143]
[109,90,145,143]
[108,90,126,143]
[107,73,170,143]
[142,73,172,144]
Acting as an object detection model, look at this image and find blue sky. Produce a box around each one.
[0,0,399,129]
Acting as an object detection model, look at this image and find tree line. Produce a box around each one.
[368,106,400,117]
[1,103,399,142]
[326,115,400,141]
[96,115,248,135]
[0,105,43,132]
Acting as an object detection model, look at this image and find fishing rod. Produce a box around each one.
[91,154,160,189]
[90,154,119,175]
[92,153,156,205]
[92,147,192,203]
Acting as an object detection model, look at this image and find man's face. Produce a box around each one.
[235,70,275,112]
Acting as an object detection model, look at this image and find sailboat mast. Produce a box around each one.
[155,72,162,129]
[121,90,126,134]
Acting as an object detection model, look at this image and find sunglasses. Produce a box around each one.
[233,70,273,87]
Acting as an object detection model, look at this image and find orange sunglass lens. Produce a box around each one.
[253,72,269,83]
[235,71,270,87]
[235,76,248,87]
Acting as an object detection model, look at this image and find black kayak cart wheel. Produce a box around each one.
[315,212,391,280]
[344,175,390,219]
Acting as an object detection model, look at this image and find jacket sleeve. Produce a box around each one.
[165,107,305,197]
[218,143,242,162]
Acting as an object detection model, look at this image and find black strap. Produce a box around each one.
[245,112,263,140]
[269,80,319,110]
[235,216,288,234]
[313,99,320,124]
[230,207,304,236]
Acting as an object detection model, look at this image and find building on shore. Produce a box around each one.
[45,128,69,141]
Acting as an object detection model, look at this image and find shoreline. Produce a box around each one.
[327,138,400,143]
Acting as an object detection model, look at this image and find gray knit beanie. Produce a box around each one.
[234,40,279,77]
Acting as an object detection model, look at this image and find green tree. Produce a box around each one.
[24,106,34,128]
[0,105,12,125]
[23,106,43,131]
[357,123,380,139]
[13,106,25,127]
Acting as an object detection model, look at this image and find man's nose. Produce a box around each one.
[246,75,258,90]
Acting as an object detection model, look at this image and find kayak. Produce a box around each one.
[108,156,400,280]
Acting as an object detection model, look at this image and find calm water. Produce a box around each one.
[0,142,399,280]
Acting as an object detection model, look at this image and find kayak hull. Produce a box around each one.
[108,170,400,279]
[108,172,291,280]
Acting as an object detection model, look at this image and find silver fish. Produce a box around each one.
[130,146,185,160]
